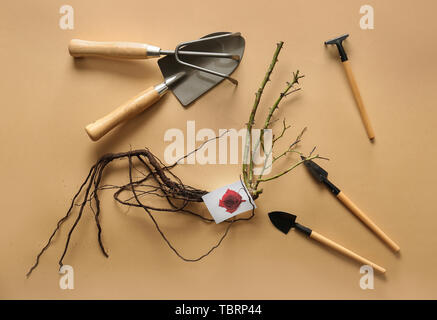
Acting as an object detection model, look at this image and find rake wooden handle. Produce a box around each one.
[85,86,161,141]
[310,230,386,274]
[69,39,159,59]
[337,191,400,252]
[342,60,375,140]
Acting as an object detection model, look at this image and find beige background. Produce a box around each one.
[1,0,437,299]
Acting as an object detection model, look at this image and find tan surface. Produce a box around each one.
[1,0,437,299]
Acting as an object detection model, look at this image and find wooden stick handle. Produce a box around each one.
[337,191,400,252]
[69,39,160,59]
[85,87,161,141]
[310,230,386,274]
[342,60,375,140]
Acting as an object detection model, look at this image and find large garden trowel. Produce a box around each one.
[69,32,245,141]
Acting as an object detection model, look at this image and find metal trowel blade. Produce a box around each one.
[158,32,245,106]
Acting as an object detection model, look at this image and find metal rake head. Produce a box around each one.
[174,32,243,85]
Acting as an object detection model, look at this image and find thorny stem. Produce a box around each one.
[256,71,303,160]
[243,41,284,189]
[243,43,316,199]
[263,71,303,132]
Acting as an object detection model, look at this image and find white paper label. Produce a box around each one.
[202,180,256,224]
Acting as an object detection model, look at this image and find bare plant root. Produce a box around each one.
[27,137,255,277]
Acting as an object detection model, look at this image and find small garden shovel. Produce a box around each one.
[268,211,386,274]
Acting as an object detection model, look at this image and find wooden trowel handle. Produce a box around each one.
[69,39,160,59]
[337,191,400,252]
[85,86,161,141]
[310,231,386,274]
[342,60,375,140]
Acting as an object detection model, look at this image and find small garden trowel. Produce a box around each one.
[301,156,400,253]
[268,211,386,274]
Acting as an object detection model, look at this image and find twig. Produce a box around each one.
[273,119,291,144]
[257,154,321,183]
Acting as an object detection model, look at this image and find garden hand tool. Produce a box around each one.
[301,156,400,252]
[325,34,375,140]
[268,211,386,274]
[85,72,185,141]
[73,32,245,141]
[69,32,242,84]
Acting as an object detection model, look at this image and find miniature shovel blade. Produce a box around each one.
[268,211,297,234]
[301,156,328,182]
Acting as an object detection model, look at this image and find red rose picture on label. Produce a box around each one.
[219,189,246,213]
